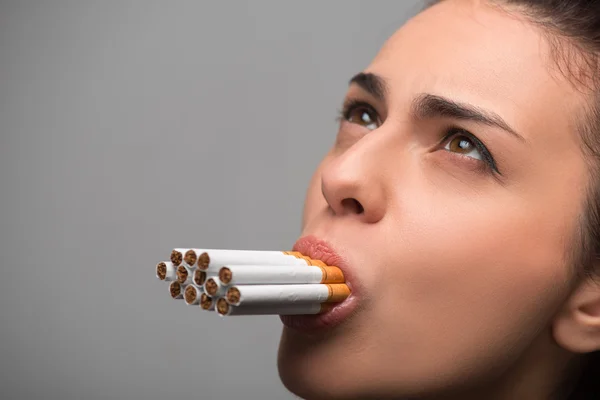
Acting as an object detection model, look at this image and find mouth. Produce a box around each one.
[279,235,361,333]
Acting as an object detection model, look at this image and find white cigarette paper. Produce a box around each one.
[216,298,331,316]
[156,261,177,281]
[156,248,347,316]
[179,249,326,271]
[226,284,350,306]
[218,264,344,286]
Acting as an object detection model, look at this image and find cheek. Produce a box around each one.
[394,190,571,314]
[363,191,574,383]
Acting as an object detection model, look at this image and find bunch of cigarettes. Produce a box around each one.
[155,248,350,316]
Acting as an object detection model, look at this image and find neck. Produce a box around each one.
[468,329,581,400]
[417,328,583,400]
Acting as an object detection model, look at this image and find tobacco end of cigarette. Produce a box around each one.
[226,287,241,306]
[219,267,232,285]
[327,284,351,302]
[169,282,182,299]
[193,270,207,286]
[197,252,210,270]
[170,250,183,266]
[200,293,213,310]
[156,262,167,280]
[184,249,197,266]
[205,278,218,296]
[176,265,188,283]
[216,298,229,315]
[184,285,198,304]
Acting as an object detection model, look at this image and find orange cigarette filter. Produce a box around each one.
[225,284,350,306]
[217,264,345,286]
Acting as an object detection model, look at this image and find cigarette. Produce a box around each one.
[156,261,177,281]
[204,277,226,297]
[193,249,325,271]
[193,269,207,287]
[225,284,350,307]
[184,284,203,306]
[218,265,345,286]
[199,293,215,311]
[169,281,186,299]
[176,265,194,285]
[170,248,199,267]
[215,298,334,316]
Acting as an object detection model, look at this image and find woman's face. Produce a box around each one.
[278,1,592,399]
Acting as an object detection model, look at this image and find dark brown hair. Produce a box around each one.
[424,1,600,399]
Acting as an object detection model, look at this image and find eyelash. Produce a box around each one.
[337,100,500,174]
[338,99,379,124]
[441,127,499,174]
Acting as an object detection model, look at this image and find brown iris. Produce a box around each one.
[448,135,475,154]
[348,106,379,129]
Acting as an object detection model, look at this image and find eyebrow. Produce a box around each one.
[411,94,525,142]
[348,72,524,142]
[349,72,387,102]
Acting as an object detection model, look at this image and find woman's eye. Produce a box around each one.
[444,135,482,161]
[343,103,380,130]
[440,128,500,174]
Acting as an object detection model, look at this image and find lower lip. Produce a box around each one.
[279,293,360,333]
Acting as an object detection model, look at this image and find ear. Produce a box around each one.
[553,277,600,353]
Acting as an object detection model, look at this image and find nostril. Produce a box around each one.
[341,198,364,214]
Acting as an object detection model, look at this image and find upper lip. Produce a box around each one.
[292,235,359,296]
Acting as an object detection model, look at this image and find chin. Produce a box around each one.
[277,363,361,400]
[276,327,462,400]
[277,328,377,400]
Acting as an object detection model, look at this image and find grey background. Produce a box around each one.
[0,1,421,399]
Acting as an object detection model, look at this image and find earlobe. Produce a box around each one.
[553,278,600,354]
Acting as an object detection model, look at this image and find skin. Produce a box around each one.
[277,1,600,399]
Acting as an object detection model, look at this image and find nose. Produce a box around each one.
[320,143,387,223]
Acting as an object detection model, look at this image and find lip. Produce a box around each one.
[279,235,361,333]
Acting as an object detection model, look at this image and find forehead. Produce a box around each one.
[367,0,587,149]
